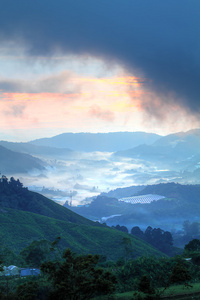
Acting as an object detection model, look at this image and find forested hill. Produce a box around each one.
[0,176,164,259]
[0,176,97,226]
[137,182,200,203]
[0,145,45,174]
[67,182,200,231]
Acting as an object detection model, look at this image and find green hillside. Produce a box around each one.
[0,176,163,260]
[0,176,97,226]
[0,207,163,261]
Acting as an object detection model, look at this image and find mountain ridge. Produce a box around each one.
[0,140,76,159]
[113,128,200,174]
[0,145,46,174]
[67,182,200,232]
[29,131,161,152]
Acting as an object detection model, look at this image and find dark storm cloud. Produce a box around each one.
[0,0,200,114]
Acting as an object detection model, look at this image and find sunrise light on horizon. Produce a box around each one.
[0,1,199,141]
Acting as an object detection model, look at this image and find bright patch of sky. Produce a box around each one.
[0,51,199,142]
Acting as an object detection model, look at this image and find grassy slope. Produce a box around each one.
[0,188,99,227]
[0,207,163,260]
[24,191,100,226]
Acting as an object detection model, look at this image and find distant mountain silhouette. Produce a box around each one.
[153,128,200,148]
[114,128,200,170]
[29,132,160,152]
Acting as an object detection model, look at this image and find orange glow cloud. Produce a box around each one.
[79,76,146,88]
[0,54,199,141]
[2,92,81,102]
[0,73,149,133]
[89,105,114,122]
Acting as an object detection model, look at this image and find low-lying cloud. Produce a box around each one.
[0,71,81,94]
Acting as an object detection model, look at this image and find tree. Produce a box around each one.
[144,226,153,243]
[20,240,52,267]
[185,239,200,252]
[143,226,173,255]
[131,226,144,239]
[0,246,17,266]
[114,225,128,233]
[170,262,191,285]
[16,281,39,300]
[161,231,173,255]
[0,175,9,193]
[9,177,23,190]
[41,248,116,300]
[50,236,62,260]
[138,275,155,295]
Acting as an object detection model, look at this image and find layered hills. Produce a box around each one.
[0,141,76,159]
[67,182,200,232]
[0,129,200,252]
[114,129,200,171]
[0,145,46,174]
[0,176,163,260]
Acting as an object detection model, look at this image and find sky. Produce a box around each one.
[0,0,200,142]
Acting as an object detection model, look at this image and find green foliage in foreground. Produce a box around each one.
[41,248,117,300]
[111,256,194,293]
[1,239,200,299]
[103,282,200,300]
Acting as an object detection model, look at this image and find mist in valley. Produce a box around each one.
[17,152,146,205]
[15,146,200,207]
[1,129,199,248]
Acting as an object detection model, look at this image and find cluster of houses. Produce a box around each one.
[0,265,40,277]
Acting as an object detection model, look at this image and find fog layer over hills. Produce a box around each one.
[0,129,199,205]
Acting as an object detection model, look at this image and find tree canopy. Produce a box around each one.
[41,248,116,300]
[185,239,200,252]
